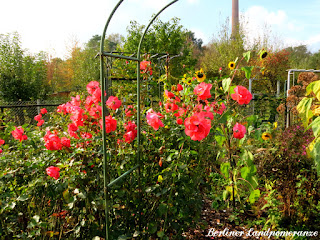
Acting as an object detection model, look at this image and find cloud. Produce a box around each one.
[242,6,303,49]
[191,28,209,44]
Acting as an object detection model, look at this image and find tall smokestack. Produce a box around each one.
[232,0,239,37]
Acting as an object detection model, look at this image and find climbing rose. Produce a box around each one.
[231,86,252,105]
[123,121,137,143]
[100,115,117,133]
[165,101,179,113]
[164,90,175,99]
[86,81,100,95]
[176,118,183,125]
[140,60,152,75]
[146,110,164,131]
[177,84,183,91]
[194,82,212,100]
[184,112,211,141]
[37,119,45,126]
[46,166,60,180]
[11,126,28,142]
[125,105,135,117]
[34,114,42,121]
[106,96,122,110]
[44,131,62,151]
[61,137,71,148]
[40,108,47,114]
[233,123,246,139]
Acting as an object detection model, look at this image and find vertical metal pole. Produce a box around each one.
[286,70,292,128]
[100,1,124,239]
[136,0,179,232]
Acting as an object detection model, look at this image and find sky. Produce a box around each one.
[1,0,320,59]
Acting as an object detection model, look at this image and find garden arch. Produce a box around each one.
[286,69,320,127]
[98,0,179,238]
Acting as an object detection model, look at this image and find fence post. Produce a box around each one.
[37,99,41,115]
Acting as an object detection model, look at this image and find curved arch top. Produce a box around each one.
[100,0,124,53]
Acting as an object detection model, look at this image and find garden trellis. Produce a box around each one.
[286,69,320,127]
[98,0,179,239]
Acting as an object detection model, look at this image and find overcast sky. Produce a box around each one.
[1,0,320,59]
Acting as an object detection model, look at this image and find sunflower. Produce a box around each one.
[182,74,192,85]
[260,50,268,59]
[228,61,236,70]
[262,132,272,141]
[195,68,206,82]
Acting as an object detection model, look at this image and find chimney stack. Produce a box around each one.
[232,0,239,37]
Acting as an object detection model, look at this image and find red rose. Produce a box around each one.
[184,111,211,141]
[194,82,212,100]
[231,86,252,105]
[146,110,164,131]
[46,166,60,180]
[106,96,122,110]
[233,123,246,139]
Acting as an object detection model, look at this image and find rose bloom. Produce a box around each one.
[177,84,183,91]
[194,82,212,100]
[37,119,45,126]
[231,86,252,105]
[11,126,28,142]
[46,166,60,180]
[146,110,164,131]
[140,60,151,70]
[40,108,48,114]
[233,123,246,139]
[99,115,117,133]
[164,90,175,99]
[86,81,100,95]
[184,111,211,141]
[61,137,71,148]
[125,105,136,117]
[34,114,42,121]
[106,96,122,110]
[44,131,62,151]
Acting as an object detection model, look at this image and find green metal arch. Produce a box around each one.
[99,0,179,238]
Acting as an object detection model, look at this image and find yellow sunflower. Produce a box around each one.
[182,74,192,85]
[260,50,268,59]
[262,132,272,141]
[195,68,206,82]
[228,61,236,70]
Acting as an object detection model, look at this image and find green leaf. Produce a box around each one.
[240,167,250,179]
[222,78,232,93]
[311,139,320,175]
[249,189,260,204]
[220,162,230,178]
[241,66,254,80]
[243,51,251,62]
[17,194,29,201]
[306,80,320,100]
[308,116,320,137]
[157,231,165,237]
[297,97,313,127]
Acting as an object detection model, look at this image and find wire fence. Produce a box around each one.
[0,100,65,126]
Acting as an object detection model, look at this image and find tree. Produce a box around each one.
[285,45,312,69]
[0,33,49,101]
[123,18,200,80]
[199,19,246,79]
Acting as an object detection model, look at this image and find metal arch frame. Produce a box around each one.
[99,0,179,239]
[286,69,320,128]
